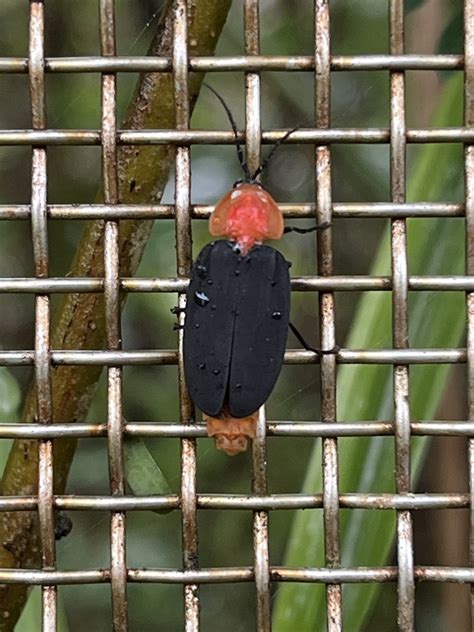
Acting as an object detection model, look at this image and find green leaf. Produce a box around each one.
[273,73,464,631]
[124,437,173,514]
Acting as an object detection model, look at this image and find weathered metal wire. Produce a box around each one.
[0,128,474,145]
[0,54,466,73]
[99,2,128,629]
[464,2,474,626]
[29,2,57,628]
[314,1,341,628]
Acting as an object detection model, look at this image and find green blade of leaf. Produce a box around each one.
[124,437,173,514]
[273,72,464,631]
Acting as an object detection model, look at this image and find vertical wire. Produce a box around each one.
[173,2,199,630]
[29,2,57,629]
[99,1,127,629]
[243,2,271,629]
[389,2,414,630]
[314,1,341,629]
[464,1,474,627]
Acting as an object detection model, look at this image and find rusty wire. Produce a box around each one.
[0,0,471,630]
[99,1,128,629]
[465,2,474,629]
[29,1,56,628]
[389,2,415,628]
[314,1,341,628]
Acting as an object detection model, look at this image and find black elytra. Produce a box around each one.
[183,240,290,418]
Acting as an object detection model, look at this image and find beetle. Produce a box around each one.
[182,85,331,456]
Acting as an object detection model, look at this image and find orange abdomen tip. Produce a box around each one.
[205,411,258,456]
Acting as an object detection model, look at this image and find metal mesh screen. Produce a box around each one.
[0,0,471,630]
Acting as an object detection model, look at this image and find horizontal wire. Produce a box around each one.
[0,54,464,74]
[0,566,470,585]
[0,493,467,512]
[0,202,464,220]
[0,421,470,439]
[0,128,473,146]
[271,567,474,584]
[0,348,466,366]
[0,276,471,293]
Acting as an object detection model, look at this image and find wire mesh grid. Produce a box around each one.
[0,0,471,630]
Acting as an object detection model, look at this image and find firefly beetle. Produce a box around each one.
[182,85,331,456]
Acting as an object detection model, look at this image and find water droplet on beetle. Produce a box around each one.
[195,323,200,328]
[211,304,216,311]
[235,269,240,276]
[196,264,207,277]
[194,291,210,306]
[207,279,213,285]
[213,369,221,376]
[235,383,242,390]
[272,311,282,320]
[198,362,206,370]
[265,337,271,342]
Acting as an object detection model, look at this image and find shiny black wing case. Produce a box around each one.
[183,240,290,418]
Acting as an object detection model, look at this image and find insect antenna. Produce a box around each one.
[203,83,251,181]
[251,125,300,181]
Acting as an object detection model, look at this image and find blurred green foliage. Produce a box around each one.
[0,1,468,630]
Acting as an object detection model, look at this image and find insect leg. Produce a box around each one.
[170,305,186,330]
[170,306,186,315]
[284,221,331,234]
[288,321,340,356]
